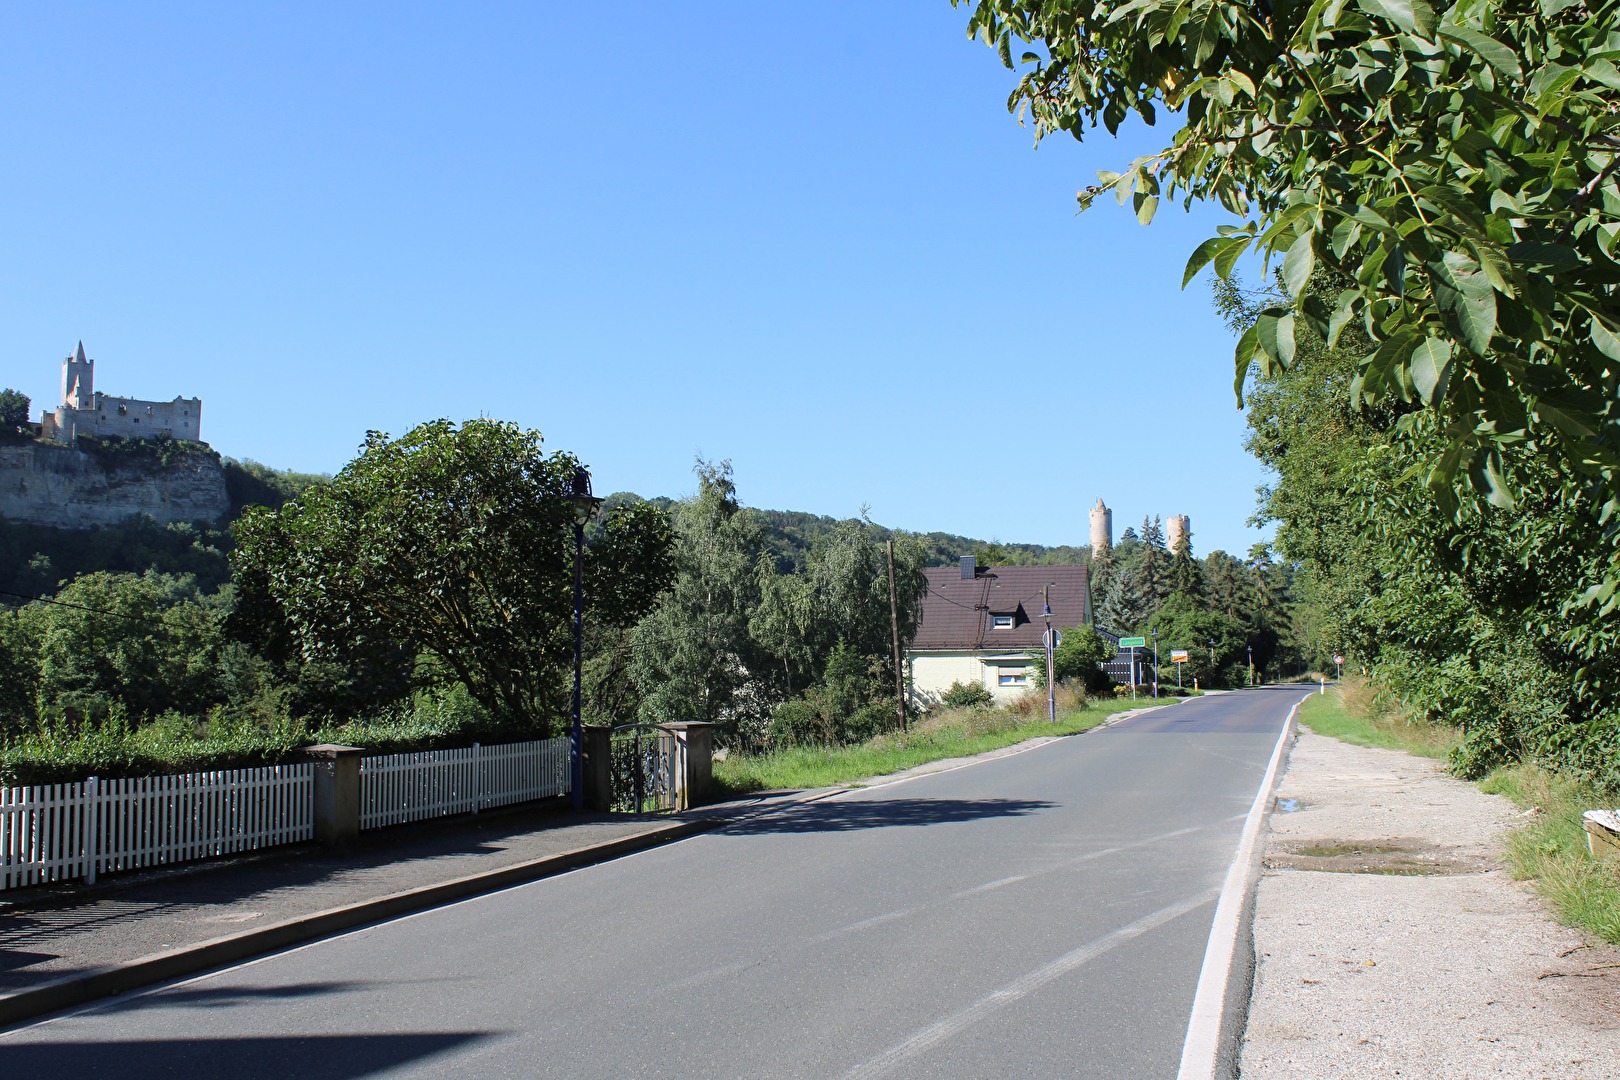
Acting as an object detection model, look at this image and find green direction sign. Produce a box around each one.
[1119,636,1146,648]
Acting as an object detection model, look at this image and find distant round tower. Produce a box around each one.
[1167,514,1191,554]
[1089,498,1113,555]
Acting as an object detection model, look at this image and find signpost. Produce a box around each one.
[1120,637,1146,700]
[1171,649,1189,689]
[1333,653,1344,681]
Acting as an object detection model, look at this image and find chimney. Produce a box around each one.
[960,555,976,580]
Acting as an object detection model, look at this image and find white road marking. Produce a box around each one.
[1175,692,1308,1080]
[842,891,1217,1080]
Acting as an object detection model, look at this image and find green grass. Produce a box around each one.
[1303,682,1620,945]
[712,695,1152,797]
[1296,686,1460,758]
[1480,765,1620,945]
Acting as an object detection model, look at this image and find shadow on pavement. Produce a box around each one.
[719,797,1055,835]
[0,1032,499,1077]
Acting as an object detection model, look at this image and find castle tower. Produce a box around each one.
[1167,514,1191,554]
[62,341,93,410]
[1089,498,1113,555]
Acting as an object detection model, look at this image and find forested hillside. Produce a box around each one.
[0,426,1136,783]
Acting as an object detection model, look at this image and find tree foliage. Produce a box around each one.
[0,388,30,435]
[957,0,1620,607]
[1236,269,1619,786]
[232,419,674,735]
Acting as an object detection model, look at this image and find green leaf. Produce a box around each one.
[1136,193,1160,225]
[1213,235,1254,279]
[1594,316,1620,361]
[1183,235,1228,287]
[1282,232,1316,297]
[1437,26,1522,79]
[1540,0,1580,14]
[1327,290,1358,348]
[1361,331,1419,402]
[1410,337,1454,405]
[1356,0,1435,38]
[1430,252,1497,355]
[1254,309,1296,371]
[1233,322,1259,406]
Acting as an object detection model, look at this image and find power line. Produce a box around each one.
[0,589,184,629]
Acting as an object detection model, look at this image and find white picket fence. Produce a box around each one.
[0,739,570,892]
[0,764,314,892]
[359,738,570,830]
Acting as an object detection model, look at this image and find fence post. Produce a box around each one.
[472,742,482,815]
[581,726,611,812]
[658,723,714,811]
[84,776,99,885]
[304,745,364,846]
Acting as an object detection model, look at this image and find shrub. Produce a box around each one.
[940,680,993,710]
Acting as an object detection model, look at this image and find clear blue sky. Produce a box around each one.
[1,2,1271,559]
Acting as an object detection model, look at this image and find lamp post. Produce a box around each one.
[1042,588,1055,723]
[567,466,603,811]
[1247,643,1254,687]
[1151,626,1160,699]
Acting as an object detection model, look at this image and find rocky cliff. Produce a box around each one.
[0,442,230,529]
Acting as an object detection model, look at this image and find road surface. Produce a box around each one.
[0,686,1311,1079]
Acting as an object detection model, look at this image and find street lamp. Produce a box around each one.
[1247,643,1254,687]
[567,466,603,811]
[1208,637,1215,668]
[1151,626,1160,699]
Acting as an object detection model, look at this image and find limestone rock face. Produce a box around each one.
[0,442,230,529]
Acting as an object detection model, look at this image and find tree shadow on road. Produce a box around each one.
[717,797,1055,835]
[0,1032,500,1078]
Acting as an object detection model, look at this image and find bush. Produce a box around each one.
[940,680,993,710]
[769,698,827,748]
[843,699,902,743]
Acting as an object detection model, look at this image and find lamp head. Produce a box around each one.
[567,466,603,525]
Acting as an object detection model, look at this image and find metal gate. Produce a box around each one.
[608,724,677,813]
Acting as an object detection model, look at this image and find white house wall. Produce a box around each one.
[908,651,1038,710]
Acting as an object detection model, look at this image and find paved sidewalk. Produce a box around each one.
[1240,729,1620,1078]
[0,799,746,1000]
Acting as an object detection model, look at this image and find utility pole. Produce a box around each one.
[1247,643,1254,686]
[1043,585,1055,723]
[886,539,906,732]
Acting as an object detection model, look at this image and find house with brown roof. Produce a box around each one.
[907,556,1092,709]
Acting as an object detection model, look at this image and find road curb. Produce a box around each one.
[0,817,717,1031]
[1177,690,1307,1080]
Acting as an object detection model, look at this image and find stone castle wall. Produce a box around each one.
[0,442,229,529]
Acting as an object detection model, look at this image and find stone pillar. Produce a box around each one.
[658,723,715,811]
[305,744,364,846]
[581,725,612,813]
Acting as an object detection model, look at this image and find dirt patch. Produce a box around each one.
[1266,836,1484,876]
[1240,728,1620,1078]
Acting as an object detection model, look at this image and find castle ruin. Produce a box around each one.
[39,342,203,444]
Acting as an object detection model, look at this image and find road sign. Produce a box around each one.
[1333,654,1344,666]
[1170,649,1189,664]
[1119,636,1146,648]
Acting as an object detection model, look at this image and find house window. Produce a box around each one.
[991,614,1014,629]
[998,671,1027,686]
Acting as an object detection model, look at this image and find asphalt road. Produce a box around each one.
[0,686,1310,1079]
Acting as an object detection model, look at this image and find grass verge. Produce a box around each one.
[1481,765,1620,945]
[1296,683,1460,758]
[1302,681,1620,945]
[712,694,1157,797]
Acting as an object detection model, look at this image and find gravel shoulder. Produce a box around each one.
[1240,726,1620,1079]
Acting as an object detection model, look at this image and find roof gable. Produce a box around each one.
[911,564,1090,651]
